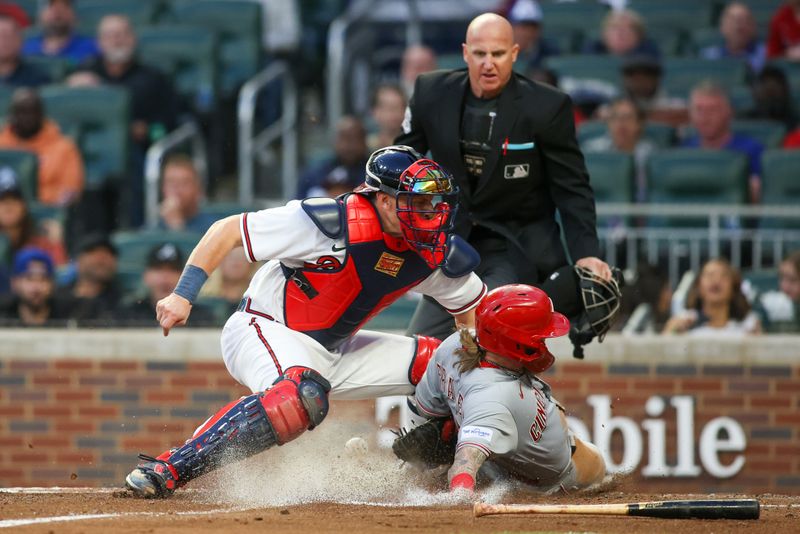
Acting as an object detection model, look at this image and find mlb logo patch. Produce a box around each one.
[504,164,530,179]
[374,252,405,277]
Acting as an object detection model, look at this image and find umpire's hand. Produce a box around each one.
[575,256,612,281]
[156,293,192,336]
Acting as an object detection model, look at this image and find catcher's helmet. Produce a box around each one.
[364,145,459,269]
[475,284,570,373]
[364,145,425,193]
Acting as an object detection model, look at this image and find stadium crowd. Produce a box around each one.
[0,0,798,334]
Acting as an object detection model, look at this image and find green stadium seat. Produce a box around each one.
[729,85,754,113]
[767,60,800,93]
[761,150,800,229]
[75,0,163,35]
[541,1,609,37]
[364,296,419,331]
[115,265,144,294]
[437,53,464,71]
[647,27,684,57]
[646,149,748,227]
[731,120,787,149]
[171,1,263,95]
[545,54,622,87]
[0,149,38,202]
[13,0,39,20]
[578,121,675,148]
[195,296,234,326]
[39,86,130,189]
[0,85,12,117]
[138,25,218,113]
[111,230,202,271]
[24,56,70,82]
[741,0,784,29]
[688,28,723,55]
[585,151,635,204]
[577,121,607,146]
[0,233,8,264]
[743,269,779,296]
[662,58,748,97]
[627,0,715,32]
[199,202,250,221]
[28,202,65,226]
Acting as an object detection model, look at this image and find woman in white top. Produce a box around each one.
[663,258,761,335]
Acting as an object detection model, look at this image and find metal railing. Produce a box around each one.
[143,121,208,228]
[237,61,298,205]
[595,203,800,286]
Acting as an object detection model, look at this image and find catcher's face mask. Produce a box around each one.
[395,159,458,269]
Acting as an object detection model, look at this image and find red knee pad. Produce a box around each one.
[260,366,331,444]
[408,335,442,385]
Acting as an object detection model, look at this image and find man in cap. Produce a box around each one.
[507,0,559,72]
[117,242,215,326]
[56,233,121,320]
[0,247,72,325]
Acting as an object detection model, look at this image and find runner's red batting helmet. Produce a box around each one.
[475,284,570,373]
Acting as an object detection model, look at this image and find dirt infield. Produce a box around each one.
[2,422,798,533]
[1,488,797,533]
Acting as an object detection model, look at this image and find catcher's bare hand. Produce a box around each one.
[156,293,192,336]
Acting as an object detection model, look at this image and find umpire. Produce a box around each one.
[397,13,611,339]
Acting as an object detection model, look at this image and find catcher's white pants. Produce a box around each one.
[220,311,417,400]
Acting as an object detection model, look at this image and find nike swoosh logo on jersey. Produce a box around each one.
[332,244,346,252]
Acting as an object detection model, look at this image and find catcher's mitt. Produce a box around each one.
[392,417,457,470]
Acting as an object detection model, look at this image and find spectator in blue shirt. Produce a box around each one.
[22,0,97,66]
[682,80,764,203]
[158,154,216,233]
[296,115,368,199]
[0,15,50,87]
[700,2,765,75]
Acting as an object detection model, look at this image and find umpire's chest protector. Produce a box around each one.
[282,193,432,351]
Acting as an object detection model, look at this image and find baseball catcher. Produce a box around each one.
[393,284,606,494]
[124,146,487,498]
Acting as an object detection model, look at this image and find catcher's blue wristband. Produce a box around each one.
[173,264,208,304]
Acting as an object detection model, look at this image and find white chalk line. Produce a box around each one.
[0,507,243,529]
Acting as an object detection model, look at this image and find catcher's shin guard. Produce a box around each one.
[125,366,331,498]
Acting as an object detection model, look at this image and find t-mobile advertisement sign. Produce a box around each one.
[567,395,746,479]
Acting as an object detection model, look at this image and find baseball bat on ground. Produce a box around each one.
[473,499,760,520]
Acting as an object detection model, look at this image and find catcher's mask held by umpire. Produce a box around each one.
[475,284,570,373]
[569,266,623,359]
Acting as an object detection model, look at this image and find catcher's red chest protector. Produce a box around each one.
[283,193,433,350]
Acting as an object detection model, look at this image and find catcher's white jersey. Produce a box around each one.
[238,201,484,319]
[219,201,485,400]
[414,333,575,487]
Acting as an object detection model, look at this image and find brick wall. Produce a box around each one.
[0,329,798,493]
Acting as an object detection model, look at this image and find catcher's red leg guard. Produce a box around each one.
[125,366,331,498]
[408,335,442,386]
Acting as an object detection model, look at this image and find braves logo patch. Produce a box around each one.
[504,163,530,179]
[374,252,404,277]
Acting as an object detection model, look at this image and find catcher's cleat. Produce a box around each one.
[124,454,179,499]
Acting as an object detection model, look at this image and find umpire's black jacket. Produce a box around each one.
[396,69,600,282]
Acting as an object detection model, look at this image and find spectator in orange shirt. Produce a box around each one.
[0,87,84,206]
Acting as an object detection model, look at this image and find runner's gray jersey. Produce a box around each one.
[414,332,573,485]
